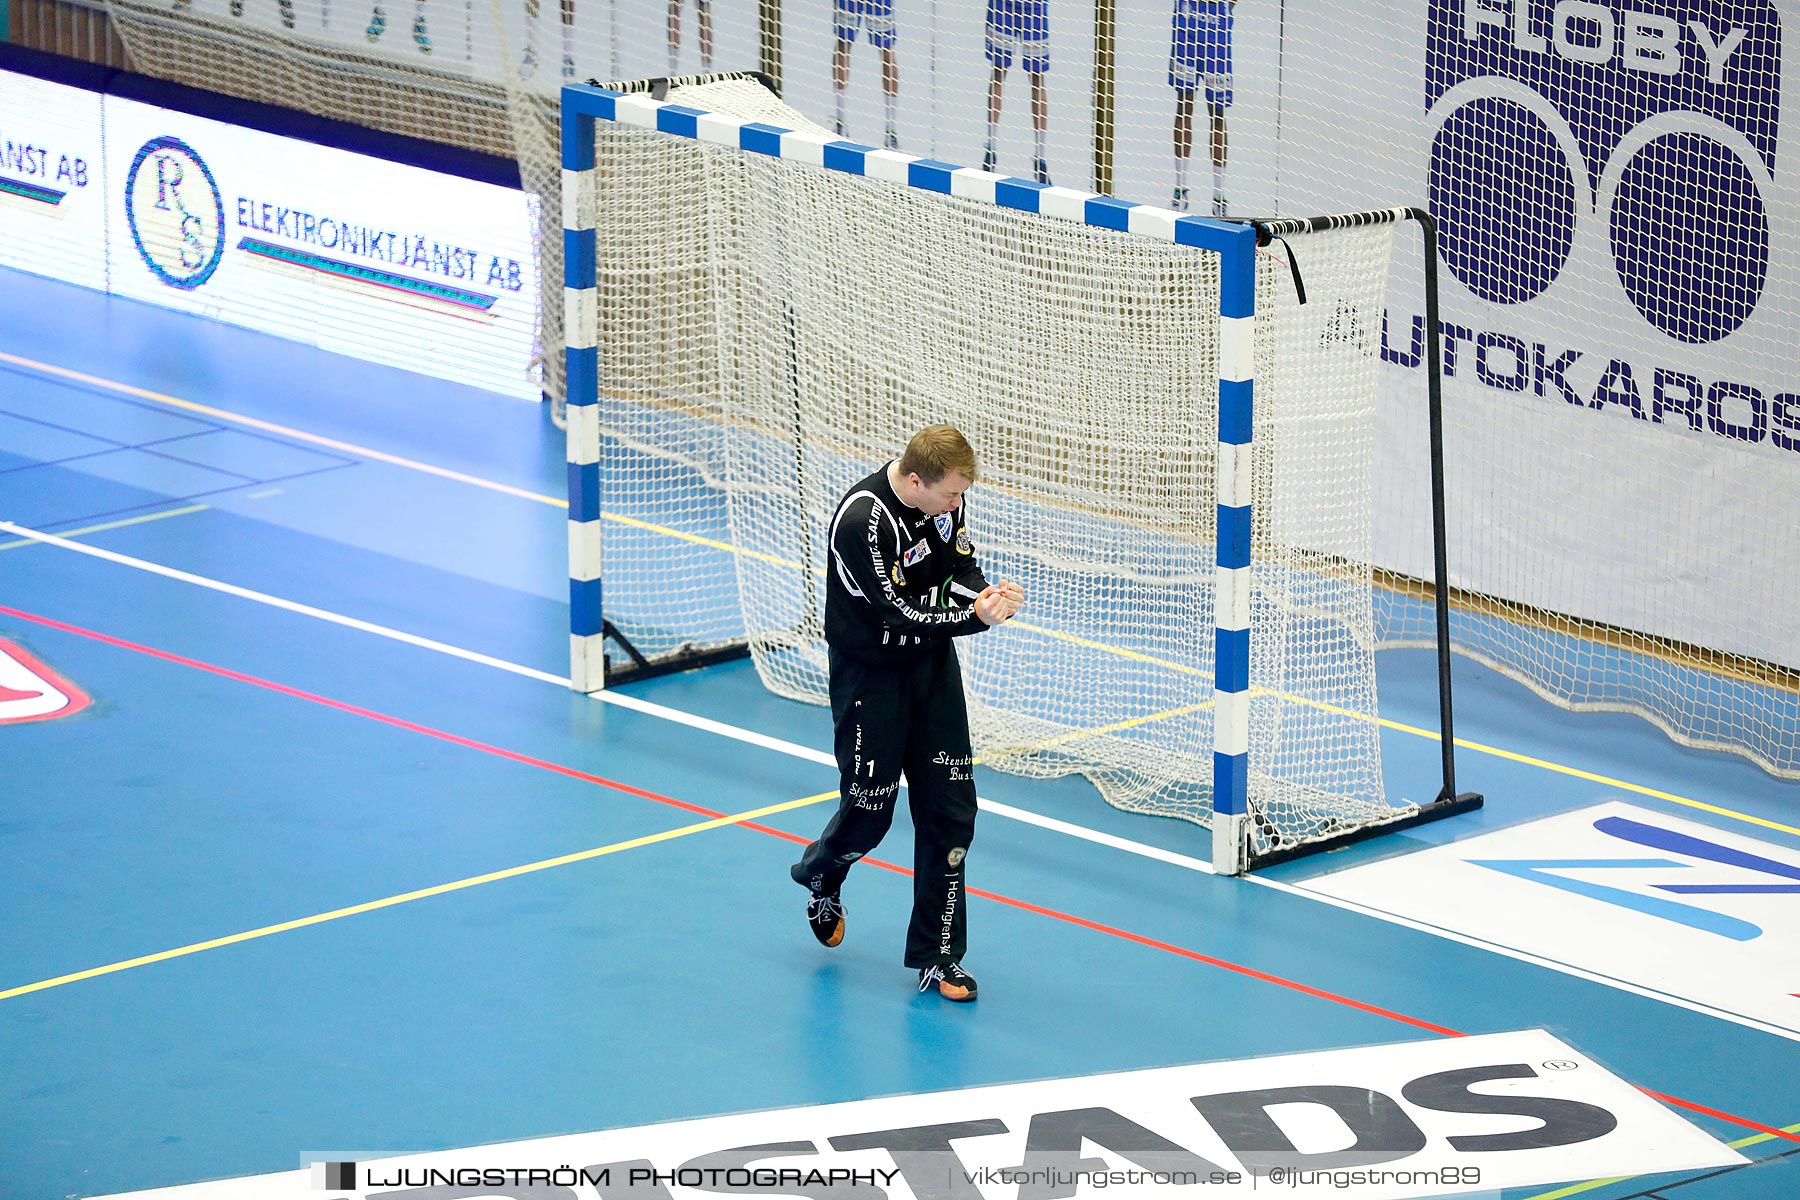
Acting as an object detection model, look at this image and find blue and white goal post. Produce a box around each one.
[559,73,1480,875]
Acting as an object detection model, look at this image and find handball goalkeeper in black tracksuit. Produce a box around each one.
[790,425,1024,1002]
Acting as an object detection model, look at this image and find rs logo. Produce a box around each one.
[124,136,226,290]
[0,639,92,724]
[1425,0,1780,344]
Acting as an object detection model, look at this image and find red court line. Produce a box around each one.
[1638,1090,1800,1145]
[5,601,1792,1147]
[965,886,1464,1036]
[0,602,797,837]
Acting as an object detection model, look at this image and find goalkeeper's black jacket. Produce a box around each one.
[824,462,993,661]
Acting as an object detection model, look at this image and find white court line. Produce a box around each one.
[0,519,1209,873]
[0,520,570,686]
[7,517,1795,1042]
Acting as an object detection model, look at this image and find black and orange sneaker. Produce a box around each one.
[918,961,977,1002]
[806,891,845,948]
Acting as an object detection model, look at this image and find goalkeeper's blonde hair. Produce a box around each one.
[899,425,978,485]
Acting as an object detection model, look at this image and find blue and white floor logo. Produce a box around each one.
[1304,800,1800,1038]
[1425,0,1780,344]
[124,135,226,290]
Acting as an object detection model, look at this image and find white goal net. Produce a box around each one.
[577,78,1418,858]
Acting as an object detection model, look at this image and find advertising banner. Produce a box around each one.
[103,94,538,399]
[89,1029,1740,1200]
[0,62,539,401]
[0,70,108,291]
[1272,0,1800,666]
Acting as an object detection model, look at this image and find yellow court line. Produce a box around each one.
[1722,1117,1800,1151]
[1520,1118,1800,1199]
[1250,685,1800,840]
[975,700,1215,762]
[0,700,1227,1002]
[8,350,1791,839]
[0,696,1218,1001]
[1522,1175,1637,1200]
[1413,721,1800,838]
[602,508,795,568]
[0,504,209,551]
[1012,620,1208,676]
[0,789,835,1004]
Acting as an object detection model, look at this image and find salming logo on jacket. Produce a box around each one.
[825,462,993,658]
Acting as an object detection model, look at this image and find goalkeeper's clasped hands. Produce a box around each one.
[975,579,1025,625]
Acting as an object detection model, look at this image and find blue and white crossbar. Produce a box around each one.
[560,82,1259,873]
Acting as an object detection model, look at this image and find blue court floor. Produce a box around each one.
[2,266,1798,1200]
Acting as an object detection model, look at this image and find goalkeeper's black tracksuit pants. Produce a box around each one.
[790,640,978,969]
